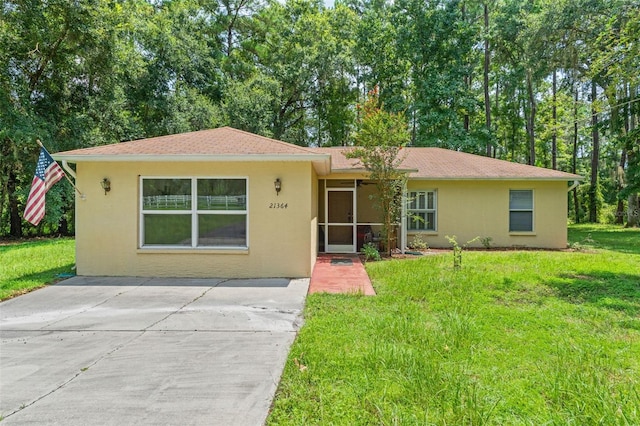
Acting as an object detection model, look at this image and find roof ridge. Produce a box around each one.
[219,127,319,154]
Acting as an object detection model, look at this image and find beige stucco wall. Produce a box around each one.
[406,180,569,249]
[74,161,316,278]
[309,167,319,271]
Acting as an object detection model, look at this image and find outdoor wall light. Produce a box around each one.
[274,178,282,196]
[100,178,111,195]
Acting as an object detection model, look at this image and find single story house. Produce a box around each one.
[53,127,582,278]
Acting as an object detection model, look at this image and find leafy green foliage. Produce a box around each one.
[360,242,381,262]
[346,90,410,256]
[2,0,638,236]
[407,234,428,250]
[445,235,479,270]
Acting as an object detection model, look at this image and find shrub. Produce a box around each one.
[361,242,381,262]
[407,234,429,250]
[480,236,493,249]
[445,235,479,269]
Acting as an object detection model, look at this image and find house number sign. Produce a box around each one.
[269,202,288,209]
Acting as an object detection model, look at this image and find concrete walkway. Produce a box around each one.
[0,276,309,425]
[308,254,376,296]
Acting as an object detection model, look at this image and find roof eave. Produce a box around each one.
[330,168,419,174]
[408,176,584,181]
[53,153,333,176]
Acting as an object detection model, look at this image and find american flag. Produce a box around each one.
[24,147,65,226]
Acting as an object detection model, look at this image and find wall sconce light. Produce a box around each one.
[274,178,281,196]
[100,178,111,195]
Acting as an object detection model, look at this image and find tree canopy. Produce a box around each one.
[1,0,638,236]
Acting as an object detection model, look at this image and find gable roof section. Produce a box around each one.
[53,127,582,181]
[53,127,332,175]
[313,146,582,181]
[403,148,582,180]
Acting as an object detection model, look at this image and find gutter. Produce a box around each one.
[52,153,330,163]
[408,176,584,182]
[53,153,333,177]
[330,168,420,174]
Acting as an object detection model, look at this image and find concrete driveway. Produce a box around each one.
[0,276,309,425]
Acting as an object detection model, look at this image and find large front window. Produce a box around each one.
[141,177,247,248]
[407,190,437,231]
[509,190,533,232]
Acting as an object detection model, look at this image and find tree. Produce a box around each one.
[483,1,493,157]
[619,127,640,227]
[589,81,601,223]
[345,89,410,256]
[395,0,480,150]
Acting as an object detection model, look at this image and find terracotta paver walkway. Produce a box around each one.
[309,254,376,296]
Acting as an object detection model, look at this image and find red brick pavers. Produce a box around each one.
[309,254,376,296]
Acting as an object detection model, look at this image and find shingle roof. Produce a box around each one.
[54,127,582,181]
[56,127,319,156]
[312,147,582,180]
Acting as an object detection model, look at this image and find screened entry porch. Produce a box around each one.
[318,179,404,254]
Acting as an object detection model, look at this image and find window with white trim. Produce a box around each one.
[407,190,437,231]
[509,190,533,232]
[140,177,247,248]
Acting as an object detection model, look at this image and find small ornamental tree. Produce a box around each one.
[346,89,410,256]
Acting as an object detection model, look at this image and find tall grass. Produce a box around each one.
[269,225,640,424]
[0,238,75,300]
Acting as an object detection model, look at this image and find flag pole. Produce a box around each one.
[36,139,83,196]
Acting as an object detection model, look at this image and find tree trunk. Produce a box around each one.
[616,84,629,224]
[616,150,627,224]
[462,3,470,134]
[8,170,22,238]
[628,193,639,227]
[627,102,638,227]
[589,81,600,223]
[552,70,557,170]
[526,71,536,166]
[573,88,580,223]
[483,2,492,157]
[494,78,499,158]
[464,76,470,133]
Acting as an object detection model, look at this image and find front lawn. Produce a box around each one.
[0,238,75,301]
[268,225,640,424]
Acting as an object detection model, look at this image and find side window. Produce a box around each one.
[407,190,437,231]
[509,190,533,232]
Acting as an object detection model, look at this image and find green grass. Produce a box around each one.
[569,223,640,254]
[268,225,640,425]
[0,238,75,300]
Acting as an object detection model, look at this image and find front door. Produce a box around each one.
[325,188,356,253]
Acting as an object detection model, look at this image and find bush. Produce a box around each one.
[480,236,493,249]
[361,242,381,262]
[407,234,428,250]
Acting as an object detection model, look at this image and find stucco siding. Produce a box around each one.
[75,161,314,278]
[310,167,318,272]
[406,180,569,249]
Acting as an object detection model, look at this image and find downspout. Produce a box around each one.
[62,160,76,179]
[60,160,84,273]
[62,160,86,200]
[568,179,580,192]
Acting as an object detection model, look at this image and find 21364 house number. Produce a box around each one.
[269,202,288,209]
